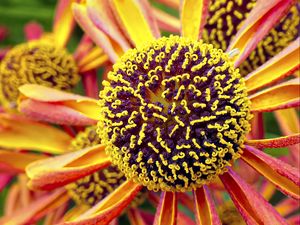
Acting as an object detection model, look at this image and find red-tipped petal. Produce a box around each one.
[180,0,209,40]
[72,3,121,63]
[245,38,300,93]
[193,186,221,225]
[24,22,43,41]
[53,0,76,48]
[62,180,142,225]
[246,133,300,149]
[220,169,288,225]
[0,189,69,225]
[82,70,99,99]
[0,113,72,153]
[0,150,47,174]
[228,0,296,67]
[153,7,180,33]
[26,144,111,190]
[153,192,177,225]
[242,145,300,199]
[249,78,300,112]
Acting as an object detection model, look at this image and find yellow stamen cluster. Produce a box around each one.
[202,1,299,75]
[99,35,252,192]
[67,126,146,207]
[218,202,245,225]
[0,41,79,108]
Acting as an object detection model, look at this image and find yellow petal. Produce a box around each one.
[79,54,109,73]
[153,192,177,225]
[77,46,104,68]
[180,0,209,40]
[53,0,75,48]
[246,38,300,92]
[0,113,72,154]
[26,144,111,190]
[228,0,295,67]
[250,78,300,112]
[274,108,300,135]
[110,0,155,46]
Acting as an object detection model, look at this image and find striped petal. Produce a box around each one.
[193,186,221,225]
[242,145,300,199]
[0,189,68,225]
[260,181,277,201]
[127,208,148,225]
[249,78,300,112]
[246,133,300,149]
[245,38,300,93]
[72,3,121,63]
[153,7,180,33]
[153,192,177,225]
[109,0,156,46]
[275,198,299,217]
[275,108,300,135]
[18,84,99,125]
[220,169,287,225]
[0,150,47,174]
[26,144,111,190]
[228,0,296,67]
[177,211,196,225]
[250,113,264,140]
[180,0,209,40]
[82,70,99,99]
[73,34,94,62]
[24,22,43,41]
[62,180,142,225]
[53,0,76,48]
[0,113,72,154]
[177,193,193,211]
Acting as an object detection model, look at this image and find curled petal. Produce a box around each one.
[193,186,221,225]
[0,113,72,153]
[249,78,300,112]
[62,180,142,225]
[18,84,99,125]
[0,150,47,174]
[220,169,287,224]
[26,144,111,190]
[109,0,156,46]
[153,192,177,225]
[228,0,296,67]
[242,145,300,199]
[245,38,300,93]
[72,2,121,63]
[153,7,180,33]
[180,0,209,40]
[0,189,69,225]
[246,133,300,149]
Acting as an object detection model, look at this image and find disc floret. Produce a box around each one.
[0,41,79,108]
[99,35,252,192]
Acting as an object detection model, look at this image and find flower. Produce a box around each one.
[15,0,300,224]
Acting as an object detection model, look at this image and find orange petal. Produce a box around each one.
[109,0,156,46]
[61,205,90,223]
[53,0,76,48]
[180,0,209,40]
[246,133,300,149]
[260,181,277,201]
[0,189,69,225]
[18,84,99,125]
[26,144,111,190]
[228,0,296,67]
[153,192,177,225]
[220,169,287,224]
[275,198,299,217]
[62,180,142,225]
[127,208,148,225]
[0,150,47,174]
[80,54,109,73]
[177,192,193,211]
[153,7,180,33]
[249,78,300,112]
[245,38,300,93]
[249,112,264,140]
[177,211,196,225]
[242,145,300,199]
[72,2,122,63]
[193,186,221,225]
[274,108,300,135]
[0,113,72,154]
[77,46,104,68]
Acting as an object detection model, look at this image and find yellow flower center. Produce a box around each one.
[99,35,252,192]
[0,41,79,108]
[218,202,245,225]
[67,126,146,207]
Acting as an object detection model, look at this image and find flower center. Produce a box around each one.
[0,41,79,108]
[67,126,146,207]
[99,35,252,192]
[218,202,245,225]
